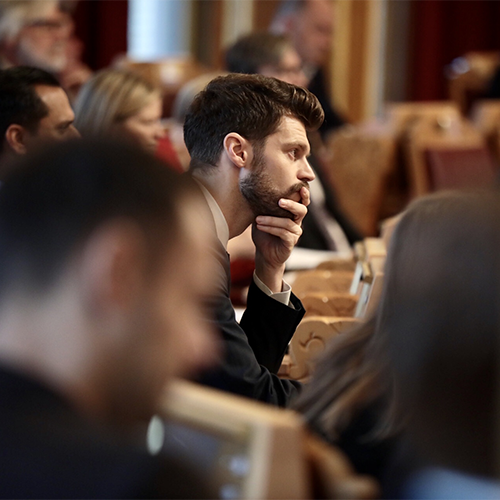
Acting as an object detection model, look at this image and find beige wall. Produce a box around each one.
[332,0,388,122]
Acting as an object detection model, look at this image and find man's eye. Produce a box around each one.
[289,149,298,160]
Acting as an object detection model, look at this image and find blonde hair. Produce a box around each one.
[74,69,161,138]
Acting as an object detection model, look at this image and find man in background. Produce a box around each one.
[225,32,308,88]
[0,139,218,498]
[0,1,91,98]
[271,0,347,138]
[0,66,79,165]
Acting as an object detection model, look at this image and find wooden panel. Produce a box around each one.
[253,0,281,31]
[331,0,388,122]
[191,0,223,69]
[73,0,128,70]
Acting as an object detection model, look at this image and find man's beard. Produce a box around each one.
[16,38,68,73]
[240,155,309,220]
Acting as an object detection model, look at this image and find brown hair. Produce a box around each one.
[183,73,324,170]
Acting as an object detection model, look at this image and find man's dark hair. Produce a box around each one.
[0,66,61,154]
[225,32,292,75]
[0,138,195,297]
[183,73,324,170]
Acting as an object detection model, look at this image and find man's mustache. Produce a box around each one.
[285,181,310,200]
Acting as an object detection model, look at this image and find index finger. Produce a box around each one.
[278,197,308,224]
[300,186,310,207]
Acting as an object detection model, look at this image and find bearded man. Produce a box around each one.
[184,73,324,407]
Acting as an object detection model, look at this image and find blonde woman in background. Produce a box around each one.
[74,69,165,154]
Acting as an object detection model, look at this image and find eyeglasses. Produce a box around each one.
[25,18,71,33]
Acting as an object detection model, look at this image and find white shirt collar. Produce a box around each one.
[194,179,229,249]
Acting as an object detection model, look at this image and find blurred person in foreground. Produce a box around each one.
[0,139,219,498]
[184,73,323,406]
[0,66,79,167]
[294,190,500,497]
[0,1,91,98]
[225,32,361,259]
[74,69,167,158]
[271,0,347,139]
[383,190,500,498]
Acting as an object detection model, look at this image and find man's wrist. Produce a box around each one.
[254,257,285,293]
[253,272,292,307]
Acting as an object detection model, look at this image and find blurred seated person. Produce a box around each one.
[225,32,361,259]
[74,69,181,168]
[0,138,219,498]
[0,1,91,99]
[225,32,307,88]
[270,0,348,139]
[383,190,500,498]
[0,66,79,166]
[294,190,500,491]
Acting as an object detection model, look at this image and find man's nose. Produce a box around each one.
[299,158,316,182]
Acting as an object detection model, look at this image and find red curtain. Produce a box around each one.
[408,0,500,101]
[72,0,128,71]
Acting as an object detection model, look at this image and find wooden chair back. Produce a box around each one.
[160,380,378,499]
[292,270,354,297]
[384,101,461,139]
[286,316,360,382]
[404,116,492,198]
[323,126,396,236]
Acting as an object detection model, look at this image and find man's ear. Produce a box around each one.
[5,124,29,155]
[223,132,253,169]
[78,221,148,320]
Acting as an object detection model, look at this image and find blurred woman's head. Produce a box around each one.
[74,69,164,152]
[296,189,500,477]
[381,190,500,476]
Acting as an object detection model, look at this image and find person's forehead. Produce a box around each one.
[271,116,308,143]
[34,84,72,113]
[302,0,334,26]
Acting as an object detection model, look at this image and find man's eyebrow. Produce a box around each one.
[283,141,309,151]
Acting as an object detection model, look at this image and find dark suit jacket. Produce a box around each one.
[308,67,347,139]
[0,365,214,499]
[198,229,304,407]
